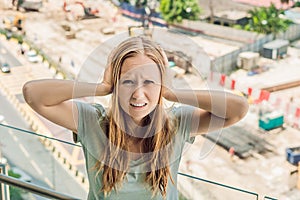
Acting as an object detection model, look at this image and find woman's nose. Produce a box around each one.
[132,85,145,99]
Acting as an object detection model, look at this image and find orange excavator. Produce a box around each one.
[3,12,25,33]
[63,1,99,20]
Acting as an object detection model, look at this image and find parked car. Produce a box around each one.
[0,62,11,73]
[19,0,43,12]
[10,167,33,182]
[26,50,39,63]
[0,157,7,165]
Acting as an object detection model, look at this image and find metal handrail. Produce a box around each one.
[0,124,278,199]
[178,172,259,200]
[0,174,79,200]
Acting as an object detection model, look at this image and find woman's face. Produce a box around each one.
[118,54,162,124]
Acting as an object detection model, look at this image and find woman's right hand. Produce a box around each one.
[98,64,113,96]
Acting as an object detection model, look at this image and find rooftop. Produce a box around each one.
[233,0,294,10]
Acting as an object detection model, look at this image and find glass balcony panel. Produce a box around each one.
[178,173,258,200]
[0,123,86,199]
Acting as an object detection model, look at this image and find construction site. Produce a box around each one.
[1,0,300,199]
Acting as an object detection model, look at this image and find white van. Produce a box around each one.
[26,50,40,63]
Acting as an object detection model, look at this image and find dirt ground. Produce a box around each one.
[1,1,300,200]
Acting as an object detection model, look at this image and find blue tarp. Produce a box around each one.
[119,2,167,27]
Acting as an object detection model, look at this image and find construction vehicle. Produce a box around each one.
[286,146,300,165]
[17,0,43,11]
[63,1,99,20]
[259,111,284,131]
[2,12,25,34]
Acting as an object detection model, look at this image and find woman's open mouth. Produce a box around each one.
[130,103,147,108]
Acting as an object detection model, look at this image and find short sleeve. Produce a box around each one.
[173,105,195,144]
[75,101,98,142]
[75,101,108,160]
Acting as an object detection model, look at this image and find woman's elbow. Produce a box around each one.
[236,97,249,120]
[227,97,249,121]
[22,81,36,107]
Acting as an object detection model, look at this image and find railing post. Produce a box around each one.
[297,161,300,189]
[0,164,10,200]
[0,174,79,199]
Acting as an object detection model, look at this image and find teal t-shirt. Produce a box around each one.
[75,101,195,200]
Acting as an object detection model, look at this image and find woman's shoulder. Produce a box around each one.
[75,102,109,144]
[75,101,108,121]
[171,104,195,117]
[171,105,196,144]
[91,103,107,117]
[75,101,105,113]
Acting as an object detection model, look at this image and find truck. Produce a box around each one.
[18,0,43,11]
[258,111,284,131]
[286,146,300,165]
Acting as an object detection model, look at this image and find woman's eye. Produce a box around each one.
[122,80,134,85]
[144,80,154,84]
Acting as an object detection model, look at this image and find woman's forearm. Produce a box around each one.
[164,89,248,119]
[23,79,110,108]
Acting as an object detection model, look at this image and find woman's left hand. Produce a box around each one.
[162,67,176,100]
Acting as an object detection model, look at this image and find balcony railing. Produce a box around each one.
[0,173,78,200]
[178,172,278,200]
[0,122,278,200]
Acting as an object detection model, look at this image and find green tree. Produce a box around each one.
[8,170,26,199]
[295,2,300,7]
[160,0,201,23]
[244,3,293,38]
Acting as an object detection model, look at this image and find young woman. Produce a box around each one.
[22,36,248,200]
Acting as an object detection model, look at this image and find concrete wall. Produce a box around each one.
[175,20,300,75]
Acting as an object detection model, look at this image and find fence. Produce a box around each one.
[213,24,300,74]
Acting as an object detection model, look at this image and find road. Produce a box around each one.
[0,41,22,67]
[0,38,88,199]
[0,89,88,199]
[2,1,300,199]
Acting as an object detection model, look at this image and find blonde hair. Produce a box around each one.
[94,36,177,198]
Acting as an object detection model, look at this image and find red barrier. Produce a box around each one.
[220,74,226,86]
[296,107,300,118]
[248,87,253,96]
[254,90,270,104]
[231,80,236,90]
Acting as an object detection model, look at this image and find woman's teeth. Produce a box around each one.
[131,103,147,107]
